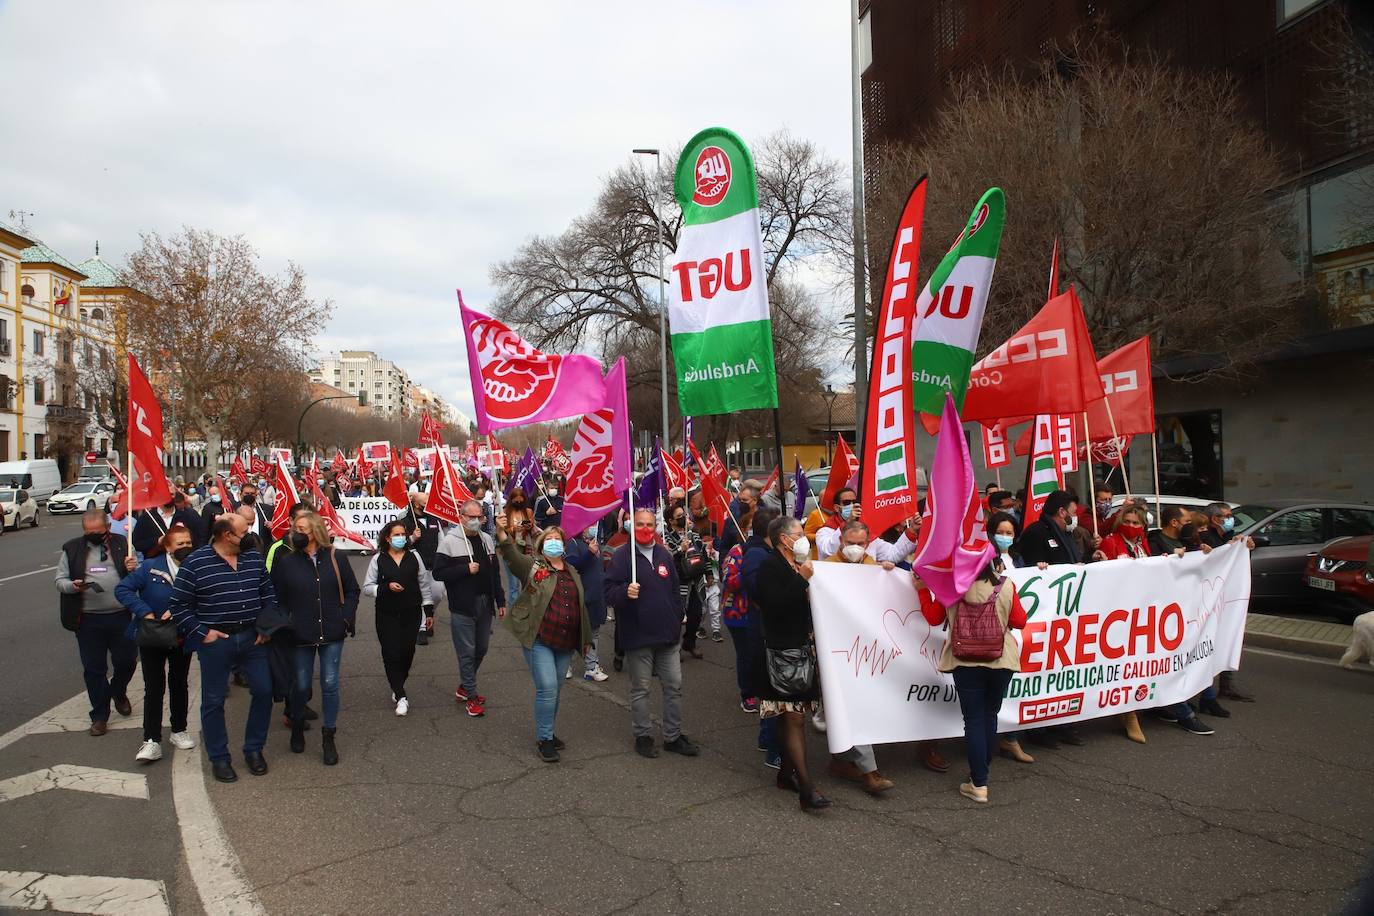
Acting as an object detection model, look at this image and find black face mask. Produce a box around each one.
[172,545,194,562]
[672,517,686,527]
[289,531,309,551]
[240,493,256,506]
[84,532,106,546]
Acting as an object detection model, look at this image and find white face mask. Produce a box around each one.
[840,544,866,563]
[791,535,810,560]
[1065,515,1078,531]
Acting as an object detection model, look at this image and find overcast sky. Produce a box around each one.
[0,0,854,422]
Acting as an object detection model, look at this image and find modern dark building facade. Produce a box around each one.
[860,0,1374,503]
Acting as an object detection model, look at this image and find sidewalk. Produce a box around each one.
[1245,613,1355,660]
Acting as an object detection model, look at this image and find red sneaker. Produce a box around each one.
[465,698,486,718]
[455,687,486,705]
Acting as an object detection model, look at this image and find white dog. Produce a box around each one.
[1340,611,1374,669]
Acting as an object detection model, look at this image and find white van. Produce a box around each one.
[0,459,63,502]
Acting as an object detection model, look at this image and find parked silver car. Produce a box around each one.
[1235,500,1374,602]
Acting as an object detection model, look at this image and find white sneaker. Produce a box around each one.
[812,709,827,734]
[168,731,197,750]
[584,667,609,682]
[135,739,162,763]
[564,668,572,680]
[395,697,409,717]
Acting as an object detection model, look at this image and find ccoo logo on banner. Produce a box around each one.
[808,544,1251,752]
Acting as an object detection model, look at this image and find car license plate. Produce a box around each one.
[1308,576,1336,592]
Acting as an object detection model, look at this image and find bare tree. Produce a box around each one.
[122,228,333,465]
[866,38,1301,377]
[490,129,851,439]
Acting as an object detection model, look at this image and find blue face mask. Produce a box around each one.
[542,540,565,558]
[993,533,1015,551]
[839,504,853,521]
[1221,516,1235,531]
[624,519,632,533]
[389,535,408,550]
[586,527,598,540]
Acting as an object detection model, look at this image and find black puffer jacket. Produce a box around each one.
[269,546,361,645]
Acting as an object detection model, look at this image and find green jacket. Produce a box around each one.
[498,539,592,650]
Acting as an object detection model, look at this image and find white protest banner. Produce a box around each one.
[335,496,403,552]
[810,543,1251,753]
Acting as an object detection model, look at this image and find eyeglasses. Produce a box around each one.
[837,499,857,507]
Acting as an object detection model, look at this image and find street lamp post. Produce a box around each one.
[297,395,361,469]
[633,148,671,451]
[824,383,839,466]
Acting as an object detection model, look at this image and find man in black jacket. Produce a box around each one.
[55,508,137,735]
[432,499,505,717]
[1016,490,1083,567]
[401,492,443,645]
[237,481,272,542]
[133,492,204,556]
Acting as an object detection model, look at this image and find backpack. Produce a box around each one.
[950,579,1007,662]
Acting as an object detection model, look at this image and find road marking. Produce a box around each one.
[1247,646,1373,673]
[172,731,268,916]
[0,870,169,915]
[0,565,55,585]
[0,764,148,803]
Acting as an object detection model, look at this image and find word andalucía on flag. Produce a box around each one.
[668,127,778,415]
[126,354,173,511]
[459,291,607,434]
[561,358,633,537]
[911,393,994,608]
[911,187,1005,431]
[862,177,926,537]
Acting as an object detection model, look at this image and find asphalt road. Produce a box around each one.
[1,524,1372,914]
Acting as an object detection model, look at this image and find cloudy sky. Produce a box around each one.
[0,0,855,422]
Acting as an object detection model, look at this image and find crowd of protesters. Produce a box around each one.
[59,458,1256,810]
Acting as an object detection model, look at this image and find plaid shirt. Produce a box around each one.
[536,567,581,651]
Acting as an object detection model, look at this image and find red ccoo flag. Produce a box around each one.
[383,448,409,509]
[690,440,733,533]
[229,454,249,485]
[249,454,268,479]
[126,354,173,511]
[418,411,444,448]
[426,445,473,525]
[269,452,301,539]
[820,437,860,513]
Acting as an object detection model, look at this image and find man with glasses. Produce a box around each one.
[433,499,506,718]
[813,488,920,564]
[1201,502,1256,702]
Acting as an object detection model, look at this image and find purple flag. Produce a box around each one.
[792,459,811,521]
[632,439,663,514]
[504,447,540,499]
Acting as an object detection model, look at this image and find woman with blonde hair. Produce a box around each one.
[270,511,361,765]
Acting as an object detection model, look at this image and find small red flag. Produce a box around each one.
[126,354,173,511]
[383,448,409,509]
[820,438,860,512]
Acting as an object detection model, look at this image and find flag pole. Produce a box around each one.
[127,450,134,552]
[1102,399,1134,501]
[1082,411,1098,538]
[626,477,638,587]
[1150,433,1163,527]
[771,407,786,510]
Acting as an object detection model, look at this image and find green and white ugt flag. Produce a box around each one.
[668,127,778,415]
[911,187,1005,420]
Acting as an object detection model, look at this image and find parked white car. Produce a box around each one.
[46,481,117,515]
[0,488,40,530]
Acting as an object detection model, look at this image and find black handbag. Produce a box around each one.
[137,616,179,649]
[766,645,816,696]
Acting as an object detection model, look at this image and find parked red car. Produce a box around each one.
[1303,535,1374,623]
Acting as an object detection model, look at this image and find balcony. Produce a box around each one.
[45,404,89,424]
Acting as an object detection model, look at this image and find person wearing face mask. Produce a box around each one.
[237,482,272,542]
[754,516,830,812]
[1078,484,1117,533]
[605,508,700,759]
[503,490,538,606]
[1099,504,1152,560]
[808,487,860,560]
[56,508,139,737]
[665,503,709,659]
[199,484,229,532]
[271,511,361,765]
[117,524,198,763]
[534,481,565,528]
[363,521,436,717]
[433,499,507,718]
[716,481,761,557]
[495,520,592,762]
[1147,506,1193,557]
[169,513,277,783]
[820,521,897,795]
[1199,502,1256,704]
[132,493,204,557]
[401,492,443,644]
[982,512,1036,765]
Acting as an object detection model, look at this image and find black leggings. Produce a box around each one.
[140,644,191,741]
[376,607,421,699]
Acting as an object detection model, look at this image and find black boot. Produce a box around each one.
[321,727,338,766]
[290,717,305,754]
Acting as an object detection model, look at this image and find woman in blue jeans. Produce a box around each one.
[494,515,591,763]
[269,512,360,766]
[918,558,1027,804]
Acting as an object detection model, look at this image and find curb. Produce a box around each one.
[1245,631,1348,661]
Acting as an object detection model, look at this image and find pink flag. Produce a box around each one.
[560,358,632,537]
[459,291,607,434]
[911,393,996,608]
